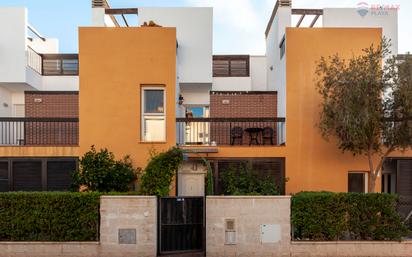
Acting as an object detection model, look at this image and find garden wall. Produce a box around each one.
[1,195,412,257]
[291,241,412,257]
[0,195,157,257]
[206,196,291,257]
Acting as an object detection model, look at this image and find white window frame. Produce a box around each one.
[141,86,166,142]
[348,171,369,193]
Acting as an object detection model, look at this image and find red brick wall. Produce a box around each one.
[209,92,278,145]
[25,92,78,118]
[24,92,78,146]
[210,92,277,118]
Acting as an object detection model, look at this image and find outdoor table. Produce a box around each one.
[244,127,264,145]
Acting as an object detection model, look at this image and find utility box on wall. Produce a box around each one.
[225,219,236,245]
[260,224,281,243]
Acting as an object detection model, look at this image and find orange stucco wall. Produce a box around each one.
[78,27,177,169]
[284,28,385,193]
[0,146,79,157]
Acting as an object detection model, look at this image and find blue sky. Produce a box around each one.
[1,0,411,54]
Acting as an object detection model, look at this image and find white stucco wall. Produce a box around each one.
[27,38,59,54]
[250,56,267,91]
[212,77,252,91]
[91,8,116,27]
[41,76,79,91]
[266,6,291,119]
[0,8,27,83]
[180,84,211,105]
[138,7,213,84]
[0,87,12,117]
[212,56,267,92]
[323,8,398,54]
[25,68,79,91]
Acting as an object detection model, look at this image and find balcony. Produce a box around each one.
[0,118,78,146]
[27,47,79,76]
[176,117,285,147]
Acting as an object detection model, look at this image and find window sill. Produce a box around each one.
[139,141,168,144]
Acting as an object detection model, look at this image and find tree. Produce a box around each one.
[316,39,412,192]
[72,146,139,192]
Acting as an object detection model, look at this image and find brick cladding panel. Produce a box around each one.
[210,93,277,118]
[24,93,78,145]
[25,93,78,118]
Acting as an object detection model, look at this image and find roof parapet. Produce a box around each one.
[265,0,291,38]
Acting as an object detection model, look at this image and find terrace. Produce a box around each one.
[0,117,285,147]
[176,117,285,147]
[0,117,78,146]
[27,47,79,76]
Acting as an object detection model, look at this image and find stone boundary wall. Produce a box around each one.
[2,195,412,257]
[206,196,291,257]
[0,242,99,257]
[291,241,412,257]
[0,196,157,257]
[99,196,157,257]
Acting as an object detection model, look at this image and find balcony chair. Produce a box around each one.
[230,126,244,145]
[262,127,274,145]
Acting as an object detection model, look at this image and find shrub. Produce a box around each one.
[220,164,282,195]
[0,192,100,241]
[291,192,409,240]
[72,146,139,192]
[139,147,183,196]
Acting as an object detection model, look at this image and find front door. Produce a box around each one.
[179,173,204,196]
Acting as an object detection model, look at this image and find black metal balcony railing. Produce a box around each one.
[0,118,79,146]
[176,117,285,146]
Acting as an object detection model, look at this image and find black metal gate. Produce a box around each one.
[158,197,205,255]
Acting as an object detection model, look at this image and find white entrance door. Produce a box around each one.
[178,173,205,196]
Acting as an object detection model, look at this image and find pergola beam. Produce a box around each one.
[292,9,323,15]
[309,14,320,28]
[296,14,305,27]
[121,14,129,27]
[105,8,138,15]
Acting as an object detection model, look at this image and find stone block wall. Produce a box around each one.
[99,196,157,257]
[3,196,412,257]
[291,241,412,257]
[206,196,291,257]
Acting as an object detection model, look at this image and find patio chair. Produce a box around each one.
[230,126,244,145]
[262,127,274,145]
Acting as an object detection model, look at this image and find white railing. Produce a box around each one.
[26,46,42,74]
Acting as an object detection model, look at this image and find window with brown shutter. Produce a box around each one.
[47,160,77,191]
[0,162,9,192]
[213,55,250,77]
[13,161,42,191]
[348,172,367,193]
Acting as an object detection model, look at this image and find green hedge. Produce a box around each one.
[0,192,100,241]
[291,192,410,241]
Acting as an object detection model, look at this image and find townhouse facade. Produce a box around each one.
[0,0,409,196]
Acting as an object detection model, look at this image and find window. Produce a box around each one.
[348,172,368,193]
[213,56,250,77]
[185,106,209,118]
[141,87,166,142]
[279,35,285,59]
